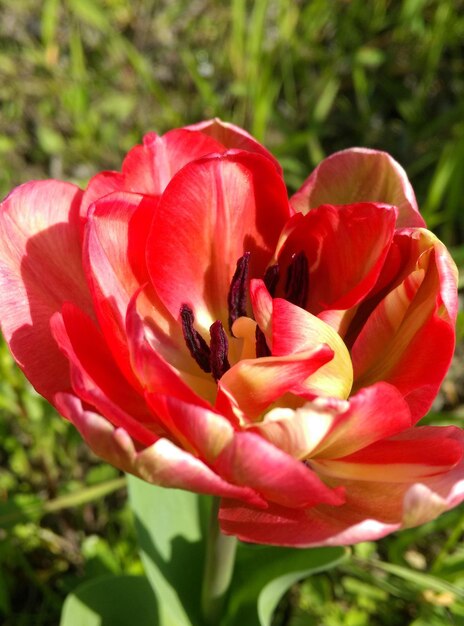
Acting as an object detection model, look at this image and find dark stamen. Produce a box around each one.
[180,304,211,373]
[227,251,250,334]
[285,251,309,308]
[255,325,271,358]
[209,320,230,380]
[263,263,280,296]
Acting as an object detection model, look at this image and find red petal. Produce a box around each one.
[250,382,411,461]
[144,393,235,462]
[271,298,353,399]
[291,148,425,228]
[351,236,457,421]
[121,128,224,195]
[214,431,345,508]
[314,426,463,481]
[57,393,264,505]
[147,151,290,332]
[51,303,158,446]
[186,118,282,172]
[216,345,334,421]
[276,202,397,313]
[219,428,464,547]
[0,181,93,403]
[80,129,225,222]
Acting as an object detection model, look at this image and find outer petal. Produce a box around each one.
[275,203,397,313]
[84,192,190,387]
[219,428,464,547]
[351,231,457,421]
[313,427,462,482]
[56,393,263,505]
[144,393,235,462]
[121,129,225,195]
[148,151,290,334]
[0,181,93,403]
[291,148,425,228]
[186,118,282,172]
[213,431,345,509]
[250,382,411,461]
[80,129,224,219]
[84,192,153,387]
[51,303,159,446]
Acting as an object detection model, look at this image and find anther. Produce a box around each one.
[255,326,271,358]
[209,320,230,381]
[180,304,211,373]
[285,251,309,308]
[227,251,250,334]
[263,263,280,296]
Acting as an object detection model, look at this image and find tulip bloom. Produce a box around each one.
[0,119,462,547]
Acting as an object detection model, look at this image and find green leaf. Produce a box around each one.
[128,476,347,626]
[60,575,158,626]
[225,543,348,626]
[127,476,210,626]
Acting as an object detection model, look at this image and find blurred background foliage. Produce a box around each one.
[0,0,464,624]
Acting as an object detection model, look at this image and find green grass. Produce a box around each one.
[0,1,464,624]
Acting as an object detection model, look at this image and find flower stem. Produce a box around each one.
[201,497,237,624]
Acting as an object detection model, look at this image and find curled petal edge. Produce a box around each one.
[55,393,266,507]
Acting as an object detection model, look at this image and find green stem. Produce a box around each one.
[201,497,238,625]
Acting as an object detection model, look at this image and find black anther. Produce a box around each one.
[180,304,211,373]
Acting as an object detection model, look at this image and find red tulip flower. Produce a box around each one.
[0,119,462,547]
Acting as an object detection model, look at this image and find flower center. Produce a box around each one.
[180,250,309,381]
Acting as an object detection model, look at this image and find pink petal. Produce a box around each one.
[84,192,156,386]
[125,290,215,404]
[214,431,345,508]
[250,382,411,461]
[0,180,93,403]
[219,428,464,547]
[351,234,457,421]
[56,393,264,506]
[216,345,334,421]
[276,202,397,313]
[80,129,224,220]
[186,118,282,172]
[51,303,158,446]
[271,298,353,399]
[80,171,125,224]
[144,393,235,462]
[147,151,290,333]
[314,426,462,482]
[291,148,425,228]
[121,128,225,195]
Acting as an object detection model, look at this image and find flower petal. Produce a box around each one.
[126,290,216,405]
[219,428,464,547]
[0,180,93,403]
[351,232,457,421]
[272,298,353,399]
[250,382,411,461]
[186,118,282,172]
[144,393,235,462]
[147,151,290,333]
[291,148,425,228]
[313,426,462,482]
[80,128,224,219]
[56,393,264,505]
[51,303,158,446]
[276,203,397,313]
[216,345,334,421]
[213,431,345,508]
